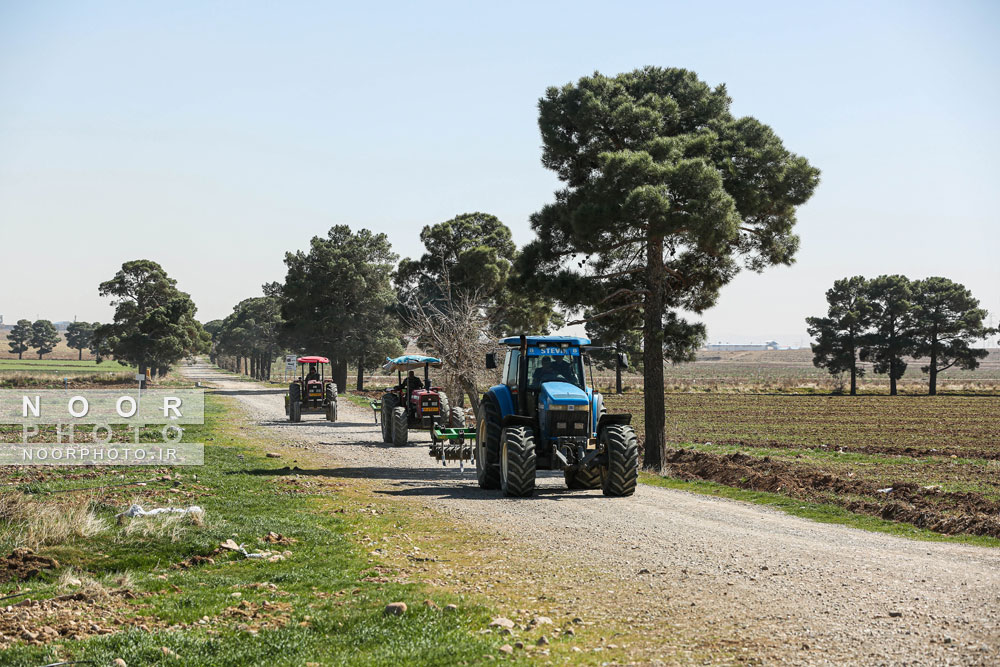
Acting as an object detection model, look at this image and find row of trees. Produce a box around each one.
[807,275,995,395]
[211,214,564,409]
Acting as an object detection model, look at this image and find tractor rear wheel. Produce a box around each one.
[475,399,501,489]
[599,424,639,497]
[290,401,302,423]
[380,393,398,443]
[437,392,450,427]
[500,425,536,497]
[449,406,466,428]
[326,384,338,422]
[391,406,408,446]
[564,466,601,490]
[287,383,300,419]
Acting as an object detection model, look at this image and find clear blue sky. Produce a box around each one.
[1,0,998,345]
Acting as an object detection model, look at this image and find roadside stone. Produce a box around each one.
[532,615,553,626]
[445,603,458,612]
[498,644,513,654]
[114,660,127,667]
[889,610,903,618]
[160,647,177,658]
[220,539,241,551]
[490,616,515,629]
[423,599,439,610]
[266,452,281,458]
[536,635,549,646]
[564,627,576,636]
[384,602,407,616]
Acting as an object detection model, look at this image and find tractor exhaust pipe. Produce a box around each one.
[518,334,528,415]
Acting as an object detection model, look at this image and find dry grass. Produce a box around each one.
[0,492,108,550]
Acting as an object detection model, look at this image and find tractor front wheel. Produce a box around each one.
[599,424,638,497]
[500,425,536,497]
[380,394,398,443]
[290,401,302,423]
[476,399,501,490]
[391,406,409,446]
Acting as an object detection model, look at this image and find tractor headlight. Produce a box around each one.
[557,422,567,430]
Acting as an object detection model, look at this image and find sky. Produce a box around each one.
[1,0,998,347]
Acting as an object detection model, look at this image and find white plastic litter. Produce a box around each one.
[120,504,203,518]
[876,487,893,494]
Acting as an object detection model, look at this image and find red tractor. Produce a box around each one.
[379,355,465,446]
[284,355,338,423]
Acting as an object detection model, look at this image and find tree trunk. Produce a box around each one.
[616,355,623,394]
[78,348,83,361]
[889,360,898,396]
[642,234,667,471]
[334,358,348,394]
[460,376,481,416]
[929,349,937,396]
[356,358,364,391]
[849,363,857,396]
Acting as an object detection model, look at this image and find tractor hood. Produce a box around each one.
[539,382,589,407]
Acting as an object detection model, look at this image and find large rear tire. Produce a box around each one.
[290,400,302,423]
[599,424,639,497]
[475,399,501,489]
[326,384,338,422]
[564,466,601,490]
[436,392,450,427]
[287,383,301,420]
[380,393,398,443]
[500,425,536,497]
[449,406,466,429]
[391,406,408,446]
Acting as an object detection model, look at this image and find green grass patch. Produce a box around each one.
[640,473,1000,548]
[0,396,519,666]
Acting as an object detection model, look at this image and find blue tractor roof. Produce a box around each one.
[383,355,443,372]
[498,335,591,347]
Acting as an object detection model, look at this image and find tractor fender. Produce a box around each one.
[501,414,536,430]
[597,413,632,432]
[484,385,515,419]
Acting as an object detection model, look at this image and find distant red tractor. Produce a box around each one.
[284,355,338,423]
[379,355,465,446]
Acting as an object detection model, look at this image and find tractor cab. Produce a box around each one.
[478,335,638,497]
[285,355,338,423]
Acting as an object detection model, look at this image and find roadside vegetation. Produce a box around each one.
[0,397,530,665]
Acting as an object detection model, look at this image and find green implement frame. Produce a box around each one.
[430,424,477,472]
[369,399,381,423]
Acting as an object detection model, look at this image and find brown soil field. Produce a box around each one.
[604,392,1000,538]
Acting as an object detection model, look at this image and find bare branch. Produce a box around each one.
[567,301,643,325]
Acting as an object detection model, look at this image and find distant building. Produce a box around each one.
[705,341,779,352]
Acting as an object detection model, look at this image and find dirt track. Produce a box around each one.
[185,363,1000,665]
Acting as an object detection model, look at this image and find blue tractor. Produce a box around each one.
[476,335,638,497]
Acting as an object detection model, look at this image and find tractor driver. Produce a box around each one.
[532,356,560,386]
[397,370,424,393]
[305,364,319,382]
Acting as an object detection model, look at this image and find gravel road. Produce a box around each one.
[185,363,999,665]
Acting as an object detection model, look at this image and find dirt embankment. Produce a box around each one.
[663,448,1000,538]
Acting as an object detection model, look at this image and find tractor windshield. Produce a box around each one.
[526,351,585,390]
